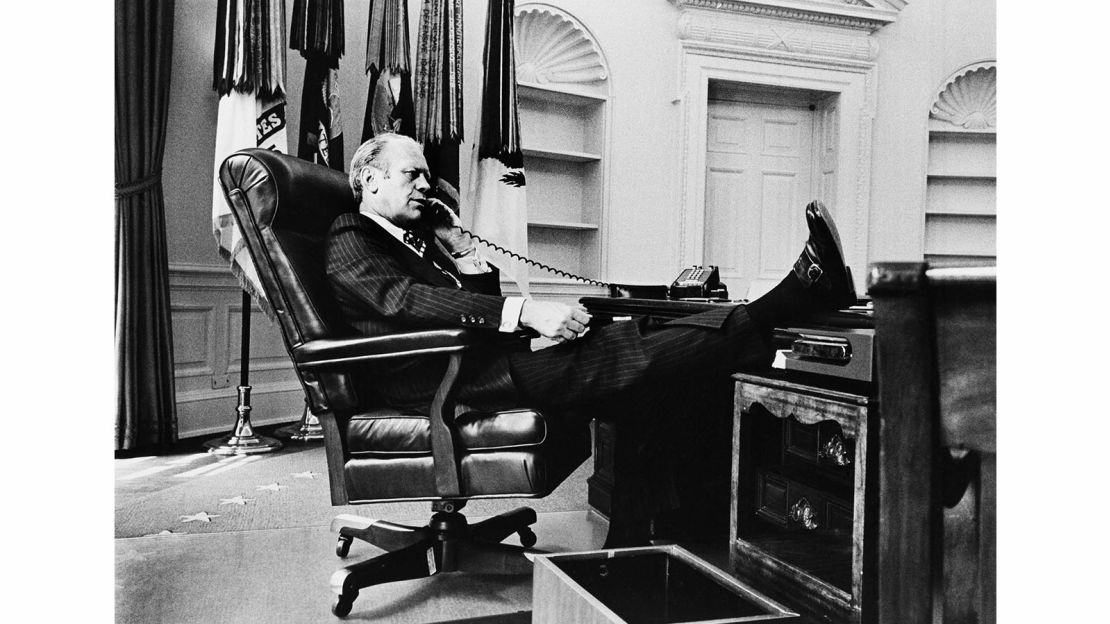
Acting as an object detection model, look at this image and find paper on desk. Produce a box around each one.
[772,349,788,369]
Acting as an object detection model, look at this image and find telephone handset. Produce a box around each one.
[421,186,611,287]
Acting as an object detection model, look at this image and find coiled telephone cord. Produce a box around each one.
[454,226,611,288]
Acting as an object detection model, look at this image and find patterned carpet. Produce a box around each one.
[115,442,592,538]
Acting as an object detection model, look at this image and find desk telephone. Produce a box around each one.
[423,189,728,300]
[668,265,728,300]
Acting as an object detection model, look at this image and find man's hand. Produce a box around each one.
[519,300,591,344]
[423,197,472,253]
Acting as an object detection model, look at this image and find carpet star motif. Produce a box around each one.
[219,495,255,506]
[180,511,220,523]
[257,482,286,492]
[291,471,318,479]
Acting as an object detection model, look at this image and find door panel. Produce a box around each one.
[705,98,815,299]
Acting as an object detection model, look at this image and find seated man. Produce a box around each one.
[326,133,856,546]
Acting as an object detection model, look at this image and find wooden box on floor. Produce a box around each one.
[531,545,798,624]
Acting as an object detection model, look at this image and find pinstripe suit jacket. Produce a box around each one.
[325,211,521,409]
[325,211,743,411]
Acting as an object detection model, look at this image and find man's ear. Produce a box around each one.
[361,167,379,194]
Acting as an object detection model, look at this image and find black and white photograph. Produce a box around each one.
[9,0,1102,621]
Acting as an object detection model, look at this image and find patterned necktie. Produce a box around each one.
[402,229,426,255]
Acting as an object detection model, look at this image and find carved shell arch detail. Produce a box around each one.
[514,3,609,87]
[930,62,997,131]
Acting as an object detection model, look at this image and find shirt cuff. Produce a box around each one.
[452,247,489,275]
[499,296,526,333]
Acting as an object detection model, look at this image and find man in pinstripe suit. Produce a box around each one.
[326,133,856,545]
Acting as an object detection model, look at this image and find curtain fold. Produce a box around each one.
[115,0,178,450]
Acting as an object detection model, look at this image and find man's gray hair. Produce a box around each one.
[348,133,412,202]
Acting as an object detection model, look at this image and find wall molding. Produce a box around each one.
[169,261,302,437]
[176,379,302,405]
[671,0,901,33]
[169,262,244,291]
[677,11,879,63]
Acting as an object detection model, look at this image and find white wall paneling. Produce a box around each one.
[169,263,304,439]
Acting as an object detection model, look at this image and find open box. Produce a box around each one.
[532,545,798,623]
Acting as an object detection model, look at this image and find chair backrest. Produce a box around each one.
[869,262,996,624]
[218,148,359,412]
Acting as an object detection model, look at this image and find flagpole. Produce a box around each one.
[204,291,283,454]
[275,399,324,441]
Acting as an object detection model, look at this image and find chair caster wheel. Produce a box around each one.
[518,527,537,548]
[336,535,353,558]
[332,592,357,618]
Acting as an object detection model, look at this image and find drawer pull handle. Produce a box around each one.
[789,497,819,530]
[820,434,852,466]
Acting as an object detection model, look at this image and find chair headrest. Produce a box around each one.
[219,148,356,235]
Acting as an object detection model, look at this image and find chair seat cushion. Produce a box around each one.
[345,408,547,458]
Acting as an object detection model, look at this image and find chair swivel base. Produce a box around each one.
[328,505,540,618]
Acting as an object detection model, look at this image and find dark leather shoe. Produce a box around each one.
[794,200,857,309]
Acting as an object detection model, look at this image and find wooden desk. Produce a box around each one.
[578,297,872,542]
[730,371,876,624]
[578,297,736,528]
[869,263,996,624]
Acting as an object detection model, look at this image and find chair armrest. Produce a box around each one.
[292,329,485,370]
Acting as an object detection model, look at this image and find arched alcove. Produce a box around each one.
[514,4,609,87]
[924,61,997,264]
[511,3,611,287]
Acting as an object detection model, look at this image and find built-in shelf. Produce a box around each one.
[926,126,996,136]
[522,147,601,162]
[527,220,599,231]
[926,174,996,181]
[518,81,608,103]
[514,5,610,286]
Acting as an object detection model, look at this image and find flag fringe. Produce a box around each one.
[213,0,287,98]
[216,244,278,322]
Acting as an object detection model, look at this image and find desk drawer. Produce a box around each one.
[784,419,855,477]
[755,470,853,535]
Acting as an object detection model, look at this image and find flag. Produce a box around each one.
[362,0,415,140]
[414,0,463,193]
[212,0,288,315]
[296,57,344,170]
[291,0,345,171]
[467,0,529,294]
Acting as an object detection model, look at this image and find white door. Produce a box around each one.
[703,98,816,300]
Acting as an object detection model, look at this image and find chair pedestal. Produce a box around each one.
[328,505,540,618]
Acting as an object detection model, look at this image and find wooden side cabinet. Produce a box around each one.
[730,372,876,624]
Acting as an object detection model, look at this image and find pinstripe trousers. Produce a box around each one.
[506,304,775,411]
[503,304,774,527]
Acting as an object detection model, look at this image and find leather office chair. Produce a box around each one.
[869,262,996,624]
[218,148,590,618]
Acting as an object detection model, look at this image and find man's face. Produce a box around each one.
[361,139,432,227]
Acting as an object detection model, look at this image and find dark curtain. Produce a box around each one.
[115,0,178,450]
